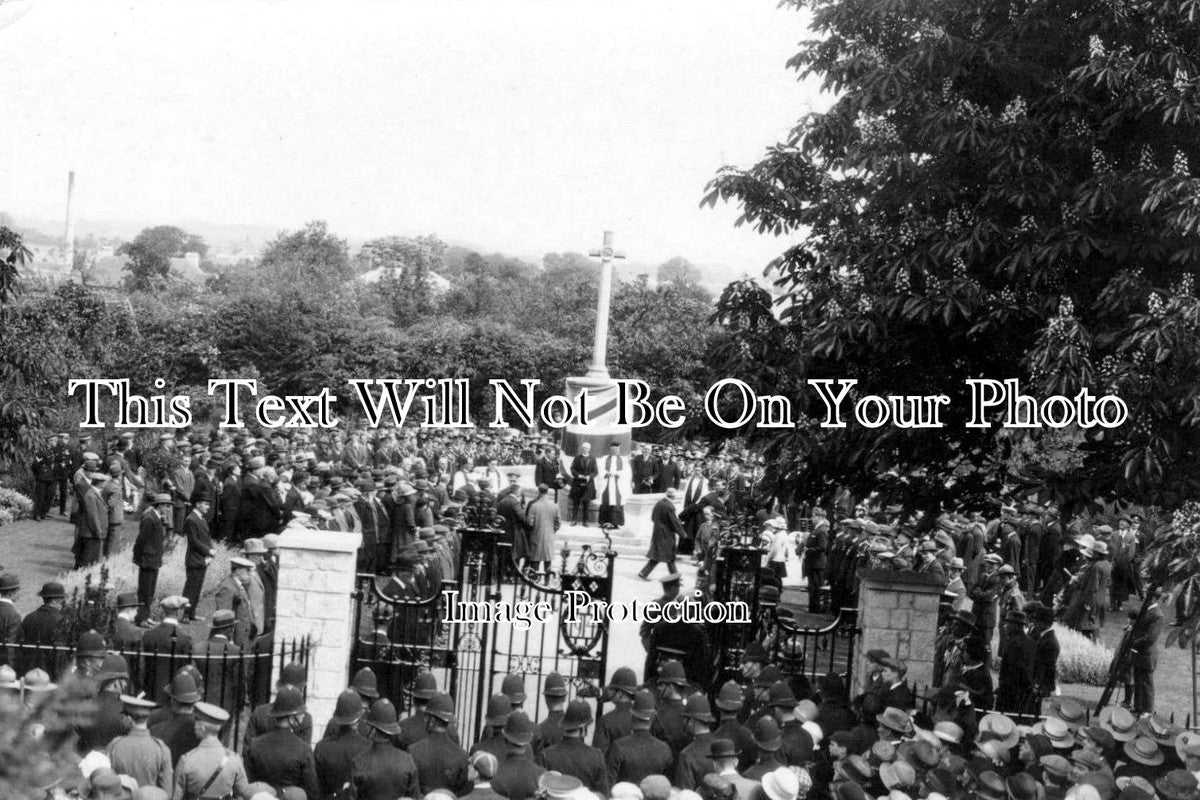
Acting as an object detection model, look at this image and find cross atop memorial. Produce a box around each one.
[586,230,625,378]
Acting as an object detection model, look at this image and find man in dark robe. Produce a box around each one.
[568,442,598,526]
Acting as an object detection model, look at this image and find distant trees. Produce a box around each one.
[0,210,726,459]
[260,220,352,290]
[657,256,702,286]
[117,225,208,291]
[358,234,447,322]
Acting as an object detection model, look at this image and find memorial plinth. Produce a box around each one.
[853,569,943,696]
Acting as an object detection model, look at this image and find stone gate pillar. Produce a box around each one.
[274,528,362,734]
[853,569,943,696]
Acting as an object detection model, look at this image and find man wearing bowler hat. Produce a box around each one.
[18,581,65,647]
[0,573,21,666]
[112,592,143,649]
[132,493,173,625]
[540,699,610,794]
[195,609,242,708]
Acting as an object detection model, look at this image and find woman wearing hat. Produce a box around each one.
[1116,736,1166,783]
[1061,541,1103,640]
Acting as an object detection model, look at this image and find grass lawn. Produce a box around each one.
[1051,604,1198,727]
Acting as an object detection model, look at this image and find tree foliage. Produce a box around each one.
[117,225,207,291]
[657,256,703,287]
[702,0,1200,515]
[358,234,447,323]
[260,220,352,291]
[0,244,134,468]
[611,275,720,426]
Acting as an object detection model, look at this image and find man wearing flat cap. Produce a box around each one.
[74,469,110,569]
[215,557,256,648]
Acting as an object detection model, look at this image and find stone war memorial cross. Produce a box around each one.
[585,230,625,380]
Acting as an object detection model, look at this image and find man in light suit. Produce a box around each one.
[215,557,256,648]
[74,472,109,568]
[241,539,268,637]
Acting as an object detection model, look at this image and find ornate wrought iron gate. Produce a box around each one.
[707,518,858,692]
[350,508,617,743]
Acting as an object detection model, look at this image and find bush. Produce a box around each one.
[0,487,32,523]
[1055,623,1115,686]
[50,531,238,627]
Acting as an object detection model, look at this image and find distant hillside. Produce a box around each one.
[11,215,279,250]
[5,212,762,292]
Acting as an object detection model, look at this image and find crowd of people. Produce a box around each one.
[7,628,1197,800]
[5,425,1189,800]
[780,501,1160,715]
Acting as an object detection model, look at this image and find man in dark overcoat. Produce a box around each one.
[638,488,684,580]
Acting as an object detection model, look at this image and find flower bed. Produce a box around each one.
[1055,623,1116,685]
[0,487,33,525]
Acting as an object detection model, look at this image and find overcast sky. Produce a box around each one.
[0,0,823,271]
